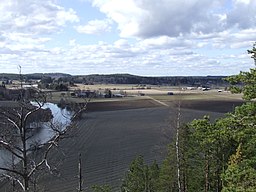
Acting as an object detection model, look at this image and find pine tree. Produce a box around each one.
[121,156,160,192]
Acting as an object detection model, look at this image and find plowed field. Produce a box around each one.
[0,96,243,191]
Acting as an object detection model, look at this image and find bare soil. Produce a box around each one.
[86,97,244,113]
[86,98,162,112]
[177,99,243,113]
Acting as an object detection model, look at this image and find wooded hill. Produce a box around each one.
[1,73,228,86]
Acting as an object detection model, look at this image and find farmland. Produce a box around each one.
[35,86,243,191]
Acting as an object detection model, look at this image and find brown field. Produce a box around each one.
[0,88,244,191]
[38,90,243,192]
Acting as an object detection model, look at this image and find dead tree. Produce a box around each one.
[0,86,91,192]
[0,95,89,191]
[0,67,91,191]
[0,95,45,191]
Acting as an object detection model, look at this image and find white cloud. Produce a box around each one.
[226,0,256,29]
[90,0,147,37]
[89,0,229,38]
[235,0,251,4]
[1,36,254,75]
[0,0,256,76]
[139,36,193,50]
[76,19,112,34]
[114,39,130,48]
[88,0,256,41]
[0,0,79,67]
[0,0,79,35]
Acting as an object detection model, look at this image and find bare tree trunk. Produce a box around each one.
[78,153,83,191]
[12,155,15,192]
[176,101,182,192]
[204,153,209,192]
[32,172,37,192]
[21,112,29,191]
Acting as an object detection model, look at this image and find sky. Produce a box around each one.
[0,0,256,76]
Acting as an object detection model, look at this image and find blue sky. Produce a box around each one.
[0,0,256,76]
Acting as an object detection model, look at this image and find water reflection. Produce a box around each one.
[28,102,73,145]
[0,102,73,170]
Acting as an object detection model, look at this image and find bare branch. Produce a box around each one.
[0,140,24,160]
[27,133,61,178]
[23,105,42,124]
[2,173,25,191]
[0,110,21,132]
[0,167,23,177]
[71,97,90,122]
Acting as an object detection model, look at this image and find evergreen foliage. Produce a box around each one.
[92,184,112,192]
[121,156,159,192]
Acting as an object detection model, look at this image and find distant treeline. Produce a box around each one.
[0,73,229,86]
[75,74,228,86]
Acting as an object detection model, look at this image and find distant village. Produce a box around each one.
[0,73,228,101]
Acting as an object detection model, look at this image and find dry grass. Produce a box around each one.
[71,84,136,91]
[49,84,243,105]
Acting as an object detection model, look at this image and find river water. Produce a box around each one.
[0,102,73,170]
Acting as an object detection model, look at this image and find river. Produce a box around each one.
[0,102,73,171]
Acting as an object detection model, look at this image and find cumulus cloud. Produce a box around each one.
[7,35,248,75]
[0,0,79,35]
[88,0,227,38]
[0,0,80,66]
[76,19,112,34]
[227,0,256,29]
[88,0,256,39]
[139,36,193,50]
[90,0,147,37]
[0,35,254,75]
